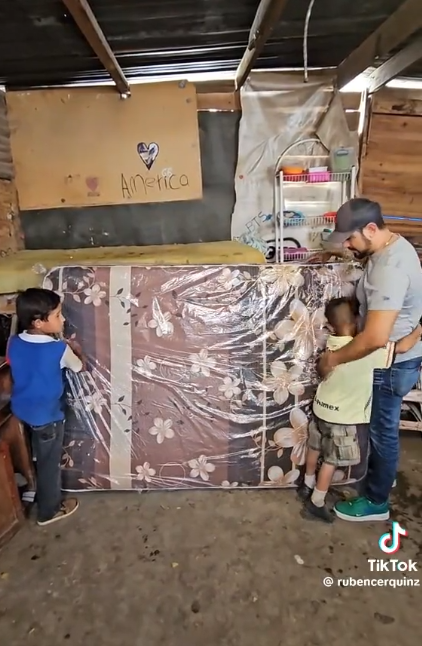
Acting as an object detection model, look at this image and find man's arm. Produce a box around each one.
[330,310,400,364]
[318,263,409,376]
[308,249,357,264]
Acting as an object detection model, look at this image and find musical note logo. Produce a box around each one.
[378,521,408,554]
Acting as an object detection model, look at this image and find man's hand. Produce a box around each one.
[66,337,83,358]
[395,323,422,354]
[65,337,87,371]
[307,251,340,264]
[307,249,357,264]
[317,350,338,378]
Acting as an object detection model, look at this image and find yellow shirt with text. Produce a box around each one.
[312,336,394,425]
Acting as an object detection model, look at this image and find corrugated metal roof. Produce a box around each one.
[0,0,409,89]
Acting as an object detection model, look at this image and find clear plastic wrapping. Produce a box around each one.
[43,263,364,491]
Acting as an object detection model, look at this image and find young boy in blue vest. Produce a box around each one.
[7,288,85,526]
[297,297,420,523]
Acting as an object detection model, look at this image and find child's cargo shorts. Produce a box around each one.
[308,416,365,467]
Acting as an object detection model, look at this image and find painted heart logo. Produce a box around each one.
[137,142,159,170]
[86,176,99,192]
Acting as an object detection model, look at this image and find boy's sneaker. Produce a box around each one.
[334,496,389,522]
[302,499,334,524]
[37,498,79,527]
[297,484,313,502]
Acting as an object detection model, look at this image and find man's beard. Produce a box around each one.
[350,235,373,260]
[351,248,372,260]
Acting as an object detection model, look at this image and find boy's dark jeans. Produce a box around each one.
[30,420,64,522]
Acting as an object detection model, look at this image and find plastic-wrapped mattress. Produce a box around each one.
[43,261,367,492]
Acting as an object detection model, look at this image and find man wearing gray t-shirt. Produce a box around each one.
[318,198,422,522]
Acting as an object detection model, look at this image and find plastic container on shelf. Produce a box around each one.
[283,210,305,227]
[284,247,309,260]
[321,228,333,242]
[283,237,307,261]
[309,166,328,173]
[308,171,331,183]
[323,211,337,223]
[281,165,304,176]
[330,147,356,173]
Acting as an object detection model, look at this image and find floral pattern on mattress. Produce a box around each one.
[44,263,364,491]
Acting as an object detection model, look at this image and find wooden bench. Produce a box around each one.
[401,387,422,433]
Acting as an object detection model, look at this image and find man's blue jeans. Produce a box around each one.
[365,356,422,505]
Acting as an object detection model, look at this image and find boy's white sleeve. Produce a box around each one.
[60,346,83,372]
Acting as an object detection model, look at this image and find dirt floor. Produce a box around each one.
[0,434,421,646]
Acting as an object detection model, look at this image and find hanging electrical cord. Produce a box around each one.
[303,0,316,83]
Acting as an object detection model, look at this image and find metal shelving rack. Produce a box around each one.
[273,138,357,263]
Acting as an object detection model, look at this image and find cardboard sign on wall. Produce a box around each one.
[7,82,202,210]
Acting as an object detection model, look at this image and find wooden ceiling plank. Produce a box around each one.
[235,0,289,90]
[369,38,422,94]
[336,0,422,90]
[62,0,130,96]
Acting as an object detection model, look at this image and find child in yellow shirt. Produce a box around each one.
[298,296,420,523]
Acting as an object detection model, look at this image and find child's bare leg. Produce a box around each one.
[312,462,336,507]
[304,447,320,488]
[299,418,322,499]
[306,448,320,476]
[305,420,338,523]
[303,461,336,522]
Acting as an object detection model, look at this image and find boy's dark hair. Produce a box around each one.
[16,288,61,330]
[325,297,357,329]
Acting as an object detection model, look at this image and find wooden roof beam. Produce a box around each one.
[235,0,289,90]
[336,0,422,90]
[62,0,130,97]
[369,38,422,94]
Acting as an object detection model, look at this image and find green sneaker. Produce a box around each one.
[334,496,389,522]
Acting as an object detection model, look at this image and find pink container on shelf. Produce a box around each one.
[283,247,308,261]
[308,171,331,183]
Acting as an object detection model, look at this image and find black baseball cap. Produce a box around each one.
[327,198,384,245]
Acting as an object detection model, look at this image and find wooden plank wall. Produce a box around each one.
[361,88,422,235]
